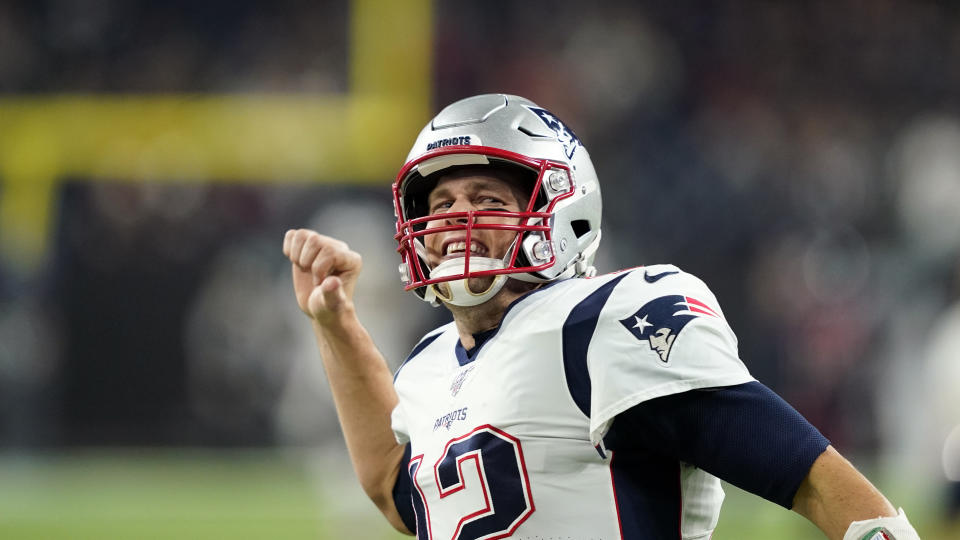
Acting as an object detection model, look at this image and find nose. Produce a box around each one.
[444,196,474,224]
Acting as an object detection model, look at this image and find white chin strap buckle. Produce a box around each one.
[423,257,508,307]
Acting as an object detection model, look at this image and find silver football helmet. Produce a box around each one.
[393,94,602,306]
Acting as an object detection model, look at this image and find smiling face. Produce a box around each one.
[423,168,530,293]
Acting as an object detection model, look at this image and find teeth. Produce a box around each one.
[445,241,486,256]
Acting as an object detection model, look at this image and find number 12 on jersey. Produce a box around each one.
[407,425,536,540]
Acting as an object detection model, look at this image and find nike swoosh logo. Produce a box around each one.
[644,270,678,283]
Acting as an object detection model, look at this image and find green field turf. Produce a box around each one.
[0,449,953,539]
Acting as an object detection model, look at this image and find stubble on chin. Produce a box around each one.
[468,276,496,293]
[436,276,496,297]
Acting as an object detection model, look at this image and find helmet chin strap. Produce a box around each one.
[423,256,509,307]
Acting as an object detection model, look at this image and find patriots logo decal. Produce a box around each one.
[619,295,719,364]
[525,105,583,159]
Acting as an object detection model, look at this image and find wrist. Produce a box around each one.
[842,508,919,540]
[311,306,366,344]
[310,299,357,327]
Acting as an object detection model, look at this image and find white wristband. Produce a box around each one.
[842,508,920,540]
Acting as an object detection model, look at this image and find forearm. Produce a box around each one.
[312,310,408,532]
[792,446,896,540]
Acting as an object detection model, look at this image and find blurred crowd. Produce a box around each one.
[0,0,959,517]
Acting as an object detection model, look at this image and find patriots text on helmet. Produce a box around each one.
[426,136,472,151]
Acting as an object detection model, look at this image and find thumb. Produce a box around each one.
[315,275,348,314]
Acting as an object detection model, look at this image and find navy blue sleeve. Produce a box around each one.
[391,443,417,533]
[602,381,830,509]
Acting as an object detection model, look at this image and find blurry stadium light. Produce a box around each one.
[0,0,433,274]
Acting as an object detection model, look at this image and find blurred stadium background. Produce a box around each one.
[1,0,959,538]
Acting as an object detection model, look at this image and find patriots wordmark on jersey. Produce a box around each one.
[391,266,755,540]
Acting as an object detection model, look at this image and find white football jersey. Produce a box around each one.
[392,266,755,540]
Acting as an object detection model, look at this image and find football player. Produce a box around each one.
[283,94,920,539]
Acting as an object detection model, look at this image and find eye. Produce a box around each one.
[430,200,453,213]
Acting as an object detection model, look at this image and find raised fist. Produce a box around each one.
[283,229,363,322]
